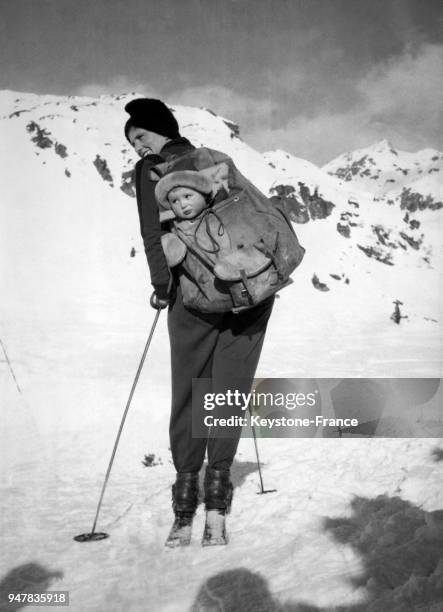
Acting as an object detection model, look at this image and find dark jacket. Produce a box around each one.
[134,137,195,298]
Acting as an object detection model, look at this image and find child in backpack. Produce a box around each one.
[156,170,214,222]
[155,169,233,270]
[155,164,303,314]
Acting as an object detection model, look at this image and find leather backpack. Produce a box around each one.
[150,147,305,313]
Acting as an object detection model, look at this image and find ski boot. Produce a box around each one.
[202,467,233,547]
[165,472,199,548]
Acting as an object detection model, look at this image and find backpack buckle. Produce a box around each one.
[240,269,254,305]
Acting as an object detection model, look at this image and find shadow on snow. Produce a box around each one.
[0,563,63,611]
[431,447,443,462]
[190,494,443,611]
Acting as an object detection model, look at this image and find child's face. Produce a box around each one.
[168,187,207,219]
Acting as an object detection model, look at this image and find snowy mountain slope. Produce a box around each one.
[265,142,442,268]
[266,143,441,261]
[263,145,441,350]
[1,90,442,612]
[322,139,443,208]
[1,89,441,340]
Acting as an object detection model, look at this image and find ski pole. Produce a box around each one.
[249,409,277,495]
[0,338,22,394]
[74,308,162,542]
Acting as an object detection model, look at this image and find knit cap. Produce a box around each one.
[124,98,180,141]
[155,171,213,222]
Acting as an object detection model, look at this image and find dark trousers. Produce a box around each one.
[167,289,274,473]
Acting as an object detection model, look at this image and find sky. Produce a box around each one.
[1,0,442,164]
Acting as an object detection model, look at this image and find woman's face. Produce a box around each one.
[128,126,168,158]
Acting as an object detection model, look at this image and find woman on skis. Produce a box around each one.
[123,98,274,546]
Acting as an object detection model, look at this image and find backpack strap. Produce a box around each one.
[253,235,285,283]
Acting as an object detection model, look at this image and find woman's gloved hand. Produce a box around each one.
[150,291,170,310]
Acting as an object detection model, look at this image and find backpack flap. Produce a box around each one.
[213,247,271,281]
[213,247,274,310]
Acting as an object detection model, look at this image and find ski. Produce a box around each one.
[201,510,228,546]
[165,513,194,548]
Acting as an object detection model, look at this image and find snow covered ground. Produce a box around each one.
[0,91,442,611]
[2,320,443,611]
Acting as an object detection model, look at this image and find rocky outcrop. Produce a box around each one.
[399,232,422,250]
[400,188,442,212]
[26,121,53,149]
[222,119,240,139]
[312,274,330,291]
[298,182,335,220]
[120,169,135,197]
[269,183,334,223]
[93,155,113,186]
[269,185,309,223]
[357,245,394,266]
[331,154,377,181]
[54,142,68,158]
[337,223,351,238]
[26,121,68,159]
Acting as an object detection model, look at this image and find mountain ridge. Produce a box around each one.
[0,89,441,345]
[321,139,442,208]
